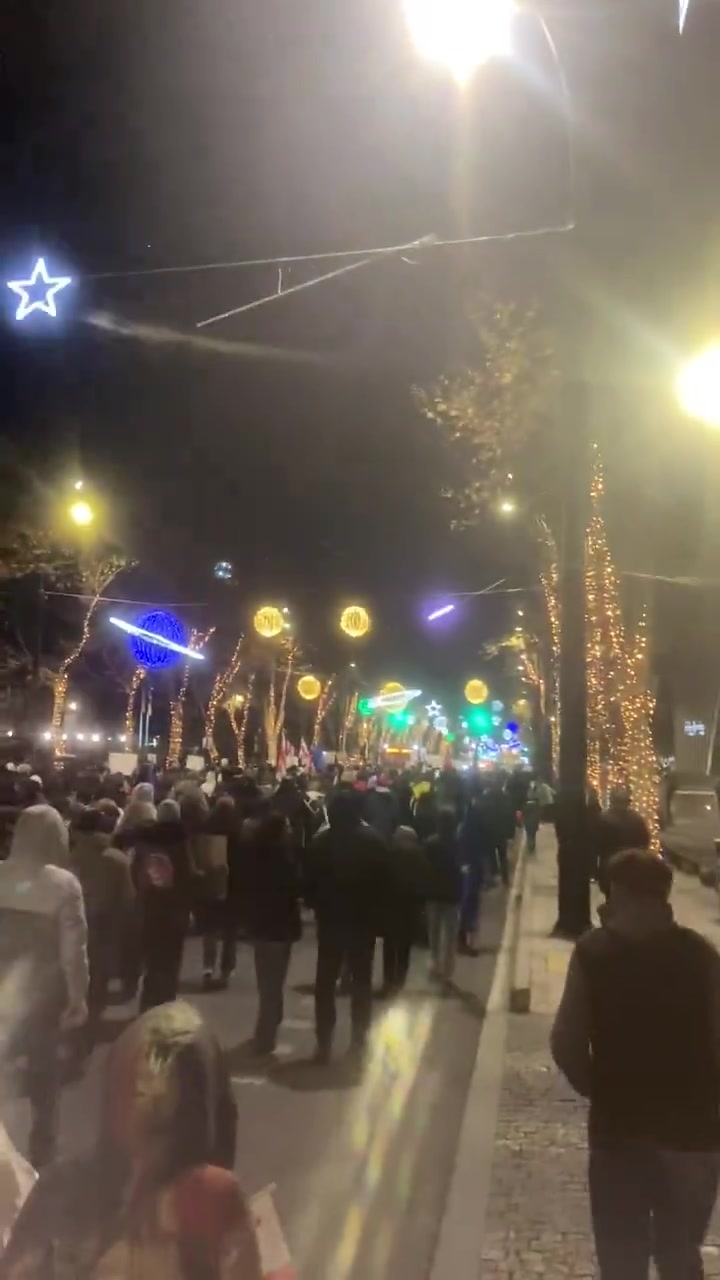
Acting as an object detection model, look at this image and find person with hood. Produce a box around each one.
[381,825,430,995]
[244,811,302,1054]
[305,790,388,1063]
[132,798,193,1012]
[424,808,464,982]
[68,807,135,1047]
[0,805,88,1168]
[0,1002,262,1279]
[551,850,720,1279]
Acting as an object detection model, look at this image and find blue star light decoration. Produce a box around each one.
[7,258,72,321]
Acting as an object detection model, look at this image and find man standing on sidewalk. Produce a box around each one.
[551,849,720,1279]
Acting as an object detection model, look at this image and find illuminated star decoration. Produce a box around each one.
[425,700,443,718]
[679,0,690,31]
[7,257,72,321]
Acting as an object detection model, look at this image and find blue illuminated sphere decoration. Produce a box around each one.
[506,720,519,735]
[129,611,185,670]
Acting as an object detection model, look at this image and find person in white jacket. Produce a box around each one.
[0,805,88,1167]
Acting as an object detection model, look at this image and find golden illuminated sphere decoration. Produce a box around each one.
[253,605,284,639]
[381,681,405,698]
[297,674,322,701]
[340,605,371,639]
[465,678,489,706]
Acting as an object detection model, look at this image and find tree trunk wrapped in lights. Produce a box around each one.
[205,635,244,763]
[52,554,129,755]
[125,666,144,744]
[263,642,298,767]
[231,672,255,768]
[168,628,214,768]
[584,459,658,836]
[312,677,336,750]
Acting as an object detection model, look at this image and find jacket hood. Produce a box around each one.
[9,804,69,867]
[102,1001,236,1176]
[131,783,155,805]
[116,800,157,831]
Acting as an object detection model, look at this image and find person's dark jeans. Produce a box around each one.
[382,932,412,992]
[26,1038,60,1169]
[524,820,539,855]
[253,940,293,1052]
[140,921,186,1012]
[315,922,375,1053]
[590,1141,720,1279]
[460,863,482,937]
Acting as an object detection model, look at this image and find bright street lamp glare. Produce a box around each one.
[676,344,720,428]
[69,499,94,526]
[404,0,514,83]
[499,498,517,515]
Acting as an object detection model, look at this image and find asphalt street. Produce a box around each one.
[2,882,509,1280]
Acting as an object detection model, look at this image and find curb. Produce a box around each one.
[509,850,533,1014]
[428,836,527,1280]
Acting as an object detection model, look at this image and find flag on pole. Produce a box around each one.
[250,1185,296,1280]
[276,732,289,777]
[298,738,312,772]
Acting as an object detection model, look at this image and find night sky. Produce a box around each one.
[2,0,720,716]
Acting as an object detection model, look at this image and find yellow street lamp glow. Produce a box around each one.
[404,0,514,84]
[340,605,371,639]
[68,499,94,527]
[297,674,322,701]
[499,498,517,515]
[253,605,285,639]
[676,344,720,428]
[465,678,489,705]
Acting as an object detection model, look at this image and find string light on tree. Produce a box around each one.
[205,635,244,762]
[167,628,214,767]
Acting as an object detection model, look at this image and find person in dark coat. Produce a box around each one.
[131,803,193,1012]
[363,778,399,841]
[424,808,464,982]
[594,788,650,896]
[382,826,430,995]
[69,808,135,1045]
[304,791,388,1063]
[243,812,302,1054]
[458,788,495,954]
[483,776,516,886]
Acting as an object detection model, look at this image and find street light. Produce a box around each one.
[676,344,720,429]
[403,0,514,84]
[499,498,517,516]
[68,499,94,527]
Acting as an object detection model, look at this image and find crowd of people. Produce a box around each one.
[0,758,530,1167]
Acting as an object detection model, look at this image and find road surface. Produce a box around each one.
[3,884,510,1280]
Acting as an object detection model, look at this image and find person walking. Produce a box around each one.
[424,808,463,983]
[381,826,429,996]
[522,776,543,856]
[458,788,494,955]
[0,805,88,1168]
[0,1002,262,1279]
[305,791,388,1064]
[244,812,302,1055]
[132,800,192,1012]
[68,807,135,1050]
[551,849,720,1280]
[593,786,650,896]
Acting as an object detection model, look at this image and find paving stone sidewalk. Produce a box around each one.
[480,831,720,1278]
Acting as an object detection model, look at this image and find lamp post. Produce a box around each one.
[405,0,594,934]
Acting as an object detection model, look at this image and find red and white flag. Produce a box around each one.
[298,738,312,772]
